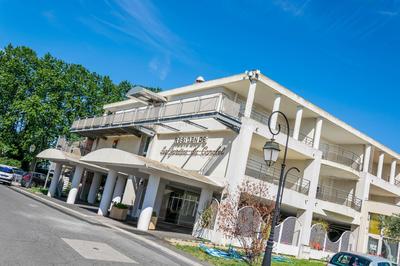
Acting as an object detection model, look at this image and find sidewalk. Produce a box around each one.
[9,186,209,266]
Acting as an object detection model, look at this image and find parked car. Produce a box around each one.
[328,251,396,266]
[12,167,25,183]
[21,172,46,187]
[0,165,15,185]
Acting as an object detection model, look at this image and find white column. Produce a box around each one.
[377,153,385,179]
[87,172,102,204]
[137,175,160,231]
[297,154,322,259]
[98,170,117,216]
[293,106,303,140]
[122,175,137,206]
[47,163,62,197]
[153,180,167,216]
[244,80,257,118]
[390,160,397,184]
[66,165,84,204]
[270,94,281,129]
[112,176,127,204]
[196,187,213,221]
[363,145,372,173]
[313,117,323,149]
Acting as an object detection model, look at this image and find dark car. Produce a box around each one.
[21,172,46,187]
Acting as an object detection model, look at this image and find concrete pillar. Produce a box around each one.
[244,80,257,118]
[377,153,385,179]
[98,170,117,216]
[196,187,213,221]
[66,165,84,204]
[122,175,137,206]
[137,175,160,231]
[293,106,303,140]
[153,180,167,216]
[312,117,323,149]
[270,94,281,129]
[390,160,397,184]
[79,173,87,200]
[87,172,102,204]
[355,172,372,253]
[47,163,62,197]
[131,179,145,217]
[363,145,372,173]
[297,154,322,259]
[112,176,127,204]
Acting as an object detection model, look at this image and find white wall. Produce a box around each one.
[96,135,142,154]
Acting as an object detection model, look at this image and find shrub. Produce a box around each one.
[113,202,128,209]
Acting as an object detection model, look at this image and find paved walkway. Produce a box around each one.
[10,186,207,266]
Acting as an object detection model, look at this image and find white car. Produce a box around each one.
[328,251,396,266]
[0,165,15,185]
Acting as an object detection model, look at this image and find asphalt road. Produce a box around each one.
[0,185,193,266]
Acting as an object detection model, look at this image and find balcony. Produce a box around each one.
[71,94,241,137]
[320,143,362,171]
[316,185,362,211]
[245,156,310,195]
[250,109,314,147]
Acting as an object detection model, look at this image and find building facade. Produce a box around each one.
[37,71,400,262]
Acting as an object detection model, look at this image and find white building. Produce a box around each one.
[37,71,400,262]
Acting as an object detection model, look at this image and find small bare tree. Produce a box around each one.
[217,178,274,264]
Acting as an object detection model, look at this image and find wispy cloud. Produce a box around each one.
[42,10,56,22]
[378,10,398,17]
[273,0,311,16]
[80,0,193,80]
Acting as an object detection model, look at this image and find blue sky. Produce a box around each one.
[1,0,400,152]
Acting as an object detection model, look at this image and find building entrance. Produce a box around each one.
[161,185,200,227]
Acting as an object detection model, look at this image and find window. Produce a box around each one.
[377,263,391,266]
[330,252,370,266]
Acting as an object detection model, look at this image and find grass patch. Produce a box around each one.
[174,245,325,266]
[28,187,48,195]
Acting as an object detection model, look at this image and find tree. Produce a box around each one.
[216,179,274,265]
[0,44,160,170]
[380,214,400,240]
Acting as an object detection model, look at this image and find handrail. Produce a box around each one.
[249,109,314,147]
[316,184,362,211]
[71,94,241,131]
[320,142,362,171]
[245,157,310,195]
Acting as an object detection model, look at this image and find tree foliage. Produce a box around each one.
[380,214,400,239]
[0,44,159,169]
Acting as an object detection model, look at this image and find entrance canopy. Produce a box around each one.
[81,148,224,189]
[37,148,109,173]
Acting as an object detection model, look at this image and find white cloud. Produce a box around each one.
[273,0,311,16]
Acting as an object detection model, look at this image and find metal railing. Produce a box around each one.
[320,142,362,171]
[316,185,362,211]
[71,94,241,131]
[249,109,314,147]
[245,157,310,195]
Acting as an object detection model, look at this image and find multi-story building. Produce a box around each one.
[37,71,400,262]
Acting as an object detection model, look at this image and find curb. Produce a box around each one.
[9,186,206,266]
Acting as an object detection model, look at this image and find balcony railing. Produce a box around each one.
[249,109,314,147]
[71,94,241,133]
[316,185,362,211]
[245,157,310,195]
[320,143,362,171]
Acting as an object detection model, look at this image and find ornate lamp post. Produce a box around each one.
[262,111,301,266]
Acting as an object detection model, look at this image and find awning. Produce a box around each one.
[36,148,109,173]
[81,148,224,188]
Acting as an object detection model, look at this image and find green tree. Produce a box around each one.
[0,44,156,170]
[380,214,400,239]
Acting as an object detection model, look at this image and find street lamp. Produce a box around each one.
[262,111,300,266]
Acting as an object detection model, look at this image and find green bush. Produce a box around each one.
[0,157,21,168]
[113,202,128,209]
[40,188,48,195]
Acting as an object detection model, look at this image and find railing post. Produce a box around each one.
[121,111,126,124]
[90,117,95,128]
[177,100,183,116]
[82,117,87,129]
[133,109,138,123]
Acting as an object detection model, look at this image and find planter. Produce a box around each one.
[109,206,128,221]
[149,216,158,230]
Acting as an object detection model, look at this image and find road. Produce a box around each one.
[0,185,193,265]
